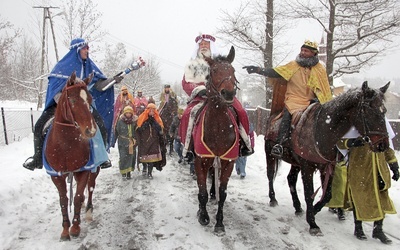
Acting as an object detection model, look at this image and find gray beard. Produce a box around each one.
[295,54,319,68]
[197,49,211,59]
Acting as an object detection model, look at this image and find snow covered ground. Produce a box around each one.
[0,101,400,250]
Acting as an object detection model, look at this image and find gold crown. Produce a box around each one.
[303,40,318,50]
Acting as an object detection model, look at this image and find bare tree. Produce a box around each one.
[0,15,21,100]
[283,0,400,85]
[217,0,288,108]
[9,34,41,103]
[101,42,161,100]
[59,0,107,47]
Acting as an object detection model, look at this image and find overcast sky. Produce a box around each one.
[1,0,399,85]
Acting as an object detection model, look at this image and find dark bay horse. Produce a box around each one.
[45,72,98,241]
[193,46,239,234]
[159,96,178,155]
[265,81,390,235]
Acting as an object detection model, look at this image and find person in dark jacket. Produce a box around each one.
[135,103,166,179]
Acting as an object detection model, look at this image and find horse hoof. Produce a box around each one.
[197,210,210,226]
[269,200,278,207]
[214,226,226,235]
[69,225,81,238]
[59,235,71,241]
[295,208,304,216]
[309,228,323,236]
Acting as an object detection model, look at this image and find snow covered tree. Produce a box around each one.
[283,0,400,84]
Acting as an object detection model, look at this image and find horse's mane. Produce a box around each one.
[323,85,383,112]
[213,54,229,63]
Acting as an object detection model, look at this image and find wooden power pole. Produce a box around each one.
[33,6,60,110]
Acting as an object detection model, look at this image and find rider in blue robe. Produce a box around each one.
[23,38,122,171]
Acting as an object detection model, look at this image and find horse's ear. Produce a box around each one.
[227,46,235,64]
[361,81,368,91]
[67,71,77,86]
[84,72,94,86]
[379,81,390,94]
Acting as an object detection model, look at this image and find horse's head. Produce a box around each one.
[204,46,238,103]
[58,71,97,139]
[353,81,390,152]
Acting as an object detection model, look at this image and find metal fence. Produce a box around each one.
[0,107,41,146]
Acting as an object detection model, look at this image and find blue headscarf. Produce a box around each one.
[45,38,115,147]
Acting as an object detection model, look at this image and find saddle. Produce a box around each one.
[267,103,330,163]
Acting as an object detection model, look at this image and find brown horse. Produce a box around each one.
[44,72,98,241]
[193,46,239,234]
[265,81,390,235]
[159,96,178,155]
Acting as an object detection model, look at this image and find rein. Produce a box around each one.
[356,93,388,146]
[207,62,239,97]
[54,83,86,129]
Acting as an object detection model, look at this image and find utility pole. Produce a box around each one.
[33,6,59,110]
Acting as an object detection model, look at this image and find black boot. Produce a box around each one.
[372,219,392,244]
[337,208,345,220]
[184,151,194,164]
[271,109,292,158]
[354,220,367,240]
[23,106,55,171]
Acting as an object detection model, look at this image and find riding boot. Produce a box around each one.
[23,106,56,171]
[92,108,112,169]
[353,210,367,240]
[372,219,392,244]
[271,109,292,158]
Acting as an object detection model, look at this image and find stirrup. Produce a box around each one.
[22,156,43,171]
[100,160,112,169]
[271,144,283,158]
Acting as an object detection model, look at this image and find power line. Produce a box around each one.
[105,33,184,70]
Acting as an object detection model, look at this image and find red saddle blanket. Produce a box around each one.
[193,106,240,160]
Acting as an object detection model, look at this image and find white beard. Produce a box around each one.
[197,48,211,59]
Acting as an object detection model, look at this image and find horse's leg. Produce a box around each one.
[313,168,333,214]
[287,165,303,215]
[196,158,210,226]
[209,167,216,200]
[70,171,90,238]
[51,175,71,241]
[301,167,322,236]
[86,168,100,222]
[214,161,234,233]
[265,140,278,206]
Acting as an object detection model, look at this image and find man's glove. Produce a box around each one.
[242,66,260,74]
[346,138,365,148]
[113,75,124,84]
[389,162,399,181]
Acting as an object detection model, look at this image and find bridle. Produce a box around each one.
[207,61,239,97]
[356,91,388,146]
[54,83,89,129]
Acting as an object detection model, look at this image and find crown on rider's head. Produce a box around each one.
[301,39,319,53]
[195,34,216,43]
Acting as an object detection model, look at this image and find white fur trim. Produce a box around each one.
[184,58,210,83]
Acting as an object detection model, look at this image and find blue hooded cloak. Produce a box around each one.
[45,38,115,147]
